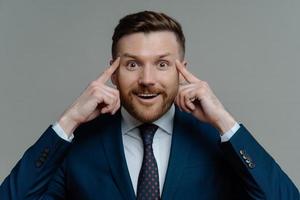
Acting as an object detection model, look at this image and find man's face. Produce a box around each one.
[112,31,184,122]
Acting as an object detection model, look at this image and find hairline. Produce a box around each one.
[113,31,185,61]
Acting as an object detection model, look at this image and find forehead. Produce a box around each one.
[116,31,181,58]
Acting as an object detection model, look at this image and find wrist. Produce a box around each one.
[58,114,80,137]
[213,112,236,135]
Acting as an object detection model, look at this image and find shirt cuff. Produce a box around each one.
[52,122,74,142]
[220,122,240,143]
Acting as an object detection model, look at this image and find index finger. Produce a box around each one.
[175,60,199,83]
[97,57,120,83]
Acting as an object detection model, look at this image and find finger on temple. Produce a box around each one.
[175,60,199,83]
[97,57,120,83]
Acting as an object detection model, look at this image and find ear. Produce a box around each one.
[182,60,187,67]
[109,59,117,86]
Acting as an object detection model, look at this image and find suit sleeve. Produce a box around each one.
[0,126,71,200]
[220,124,299,199]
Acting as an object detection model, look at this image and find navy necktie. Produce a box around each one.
[137,123,160,200]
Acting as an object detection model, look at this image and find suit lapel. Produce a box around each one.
[101,112,136,200]
[161,108,193,199]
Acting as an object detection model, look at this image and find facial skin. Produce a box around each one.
[112,31,185,122]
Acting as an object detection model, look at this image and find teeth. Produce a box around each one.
[138,94,157,97]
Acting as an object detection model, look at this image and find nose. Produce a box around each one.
[138,65,156,86]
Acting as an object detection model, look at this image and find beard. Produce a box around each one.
[119,85,178,123]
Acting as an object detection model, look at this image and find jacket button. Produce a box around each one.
[36,161,43,168]
[41,152,48,158]
[239,150,246,155]
[39,157,46,162]
[242,155,252,162]
[248,162,256,169]
[44,148,50,153]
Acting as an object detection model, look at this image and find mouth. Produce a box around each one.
[133,92,161,104]
[136,93,160,99]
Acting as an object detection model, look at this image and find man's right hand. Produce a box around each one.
[57,57,121,136]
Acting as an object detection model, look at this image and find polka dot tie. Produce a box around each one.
[137,123,160,200]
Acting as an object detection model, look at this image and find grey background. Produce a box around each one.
[0,0,299,188]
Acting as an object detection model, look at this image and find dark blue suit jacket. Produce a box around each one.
[1,107,299,199]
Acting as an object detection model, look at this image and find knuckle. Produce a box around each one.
[182,89,190,97]
[202,81,209,87]
[198,87,206,96]
[109,96,115,103]
[90,86,99,95]
[103,96,111,104]
[184,93,190,100]
[112,95,117,102]
[89,81,98,88]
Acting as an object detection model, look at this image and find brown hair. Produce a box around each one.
[111,10,185,59]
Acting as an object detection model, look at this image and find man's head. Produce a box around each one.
[111,11,186,122]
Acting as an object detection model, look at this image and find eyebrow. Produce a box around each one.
[121,52,172,59]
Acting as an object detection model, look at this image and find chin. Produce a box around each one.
[127,103,171,123]
[135,113,162,123]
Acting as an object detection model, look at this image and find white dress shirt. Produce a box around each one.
[52,104,240,196]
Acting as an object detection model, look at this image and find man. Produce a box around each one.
[0,10,299,200]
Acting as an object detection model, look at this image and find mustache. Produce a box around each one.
[132,87,164,94]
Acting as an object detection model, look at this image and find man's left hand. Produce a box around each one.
[175,60,236,134]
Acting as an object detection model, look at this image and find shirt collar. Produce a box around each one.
[121,104,175,135]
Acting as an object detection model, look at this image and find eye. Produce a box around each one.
[157,61,169,70]
[125,61,139,71]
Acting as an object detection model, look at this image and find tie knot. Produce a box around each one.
[139,123,158,145]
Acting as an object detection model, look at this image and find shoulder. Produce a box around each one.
[174,106,221,147]
[66,111,121,151]
[74,111,121,138]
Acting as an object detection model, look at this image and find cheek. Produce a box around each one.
[161,69,179,87]
[115,68,138,90]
